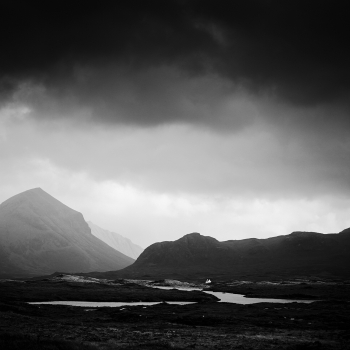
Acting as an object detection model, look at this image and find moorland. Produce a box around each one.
[1,275,350,350]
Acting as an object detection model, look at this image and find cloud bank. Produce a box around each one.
[1,0,349,127]
[1,1,350,245]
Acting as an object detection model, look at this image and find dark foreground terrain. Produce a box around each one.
[1,276,350,349]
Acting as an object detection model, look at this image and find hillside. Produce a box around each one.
[0,188,134,278]
[92,230,350,280]
[87,221,143,259]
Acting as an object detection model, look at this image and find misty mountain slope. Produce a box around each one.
[0,188,134,278]
[106,230,350,280]
[87,221,143,259]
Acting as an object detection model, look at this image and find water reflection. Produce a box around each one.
[204,291,315,304]
[151,286,315,304]
[29,288,316,307]
[30,301,195,307]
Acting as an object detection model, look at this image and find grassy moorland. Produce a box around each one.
[1,277,350,349]
[0,279,216,303]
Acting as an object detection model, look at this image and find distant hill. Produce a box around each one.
[87,221,143,259]
[92,231,350,281]
[0,188,134,278]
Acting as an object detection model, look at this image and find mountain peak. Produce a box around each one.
[0,187,75,217]
[17,187,46,196]
[3,187,50,202]
[0,189,134,277]
[28,187,44,192]
[179,232,219,244]
[184,232,201,237]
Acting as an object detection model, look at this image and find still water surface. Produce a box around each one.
[30,301,194,307]
[153,286,315,304]
[205,291,315,304]
[29,288,315,307]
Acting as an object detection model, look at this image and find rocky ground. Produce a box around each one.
[0,276,349,349]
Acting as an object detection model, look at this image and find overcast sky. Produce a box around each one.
[1,1,350,247]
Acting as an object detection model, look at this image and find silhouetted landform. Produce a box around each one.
[93,231,350,280]
[0,188,134,278]
[87,221,143,259]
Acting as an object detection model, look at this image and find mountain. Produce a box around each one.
[87,221,143,259]
[97,230,350,280]
[0,188,134,278]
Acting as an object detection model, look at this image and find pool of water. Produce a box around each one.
[152,286,315,304]
[29,287,316,307]
[29,301,195,307]
[204,291,315,304]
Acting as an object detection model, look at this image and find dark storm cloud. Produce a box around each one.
[1,0,349,125]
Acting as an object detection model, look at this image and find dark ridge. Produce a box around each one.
[92,230,350,280]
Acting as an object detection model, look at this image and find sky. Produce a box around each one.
[1,0,350,248]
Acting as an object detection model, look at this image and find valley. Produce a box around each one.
[1,189,350,349]
[1,276,350,349]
